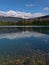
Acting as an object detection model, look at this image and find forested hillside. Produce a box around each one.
[0,15,49,25]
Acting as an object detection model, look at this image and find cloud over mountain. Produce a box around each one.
[0,10,44,19]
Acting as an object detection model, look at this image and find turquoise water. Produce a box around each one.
[0,27,49,65]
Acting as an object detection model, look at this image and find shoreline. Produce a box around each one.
[0,25,49,27]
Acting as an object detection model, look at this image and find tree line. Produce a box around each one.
[0,19,49,25]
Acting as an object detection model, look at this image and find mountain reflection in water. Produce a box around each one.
[0,27,49,34]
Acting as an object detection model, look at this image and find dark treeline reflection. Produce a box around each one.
[0,27,49,34]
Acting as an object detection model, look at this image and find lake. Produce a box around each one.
[0,26,49,65]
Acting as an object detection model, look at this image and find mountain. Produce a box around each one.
[0,15,49,22]
[0,15,49,26]
[0,16,22,22]
[38,15,49,19]
[29,15,49,21]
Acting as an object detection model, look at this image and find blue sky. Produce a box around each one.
[0,0,49,18]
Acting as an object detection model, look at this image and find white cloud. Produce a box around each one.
[32,13,44,18]
[25,4,34,7]
[43,7,49,11]
[0,10,44,19]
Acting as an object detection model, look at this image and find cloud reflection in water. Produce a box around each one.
[0,31,49,40]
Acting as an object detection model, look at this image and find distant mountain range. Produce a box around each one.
[29,15,49,20]
[0,16,22,22]
[0,15,49,22]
